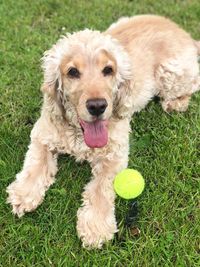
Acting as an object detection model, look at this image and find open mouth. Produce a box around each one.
[79,119,108,148]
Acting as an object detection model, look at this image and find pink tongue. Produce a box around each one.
[80,120,108,148]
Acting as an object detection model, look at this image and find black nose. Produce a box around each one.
[86,98,108,116]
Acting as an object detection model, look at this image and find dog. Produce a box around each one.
[7,15,200,248]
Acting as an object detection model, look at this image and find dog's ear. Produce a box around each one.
[103,37,132,119]
[40,44,63,97]
[113,80,133,119]
[40,46,67,118]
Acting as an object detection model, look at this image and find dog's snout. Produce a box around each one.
[86,98,108,116]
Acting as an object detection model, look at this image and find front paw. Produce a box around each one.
[6,179,44,217]
[77,204,118,248]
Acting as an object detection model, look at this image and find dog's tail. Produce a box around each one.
[195,40,200,55]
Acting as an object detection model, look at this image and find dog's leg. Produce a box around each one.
[156,59,200,113]
[77,120,129,248]
[6,139,58,217]
[161,95,191,112]
[77,157,128,248]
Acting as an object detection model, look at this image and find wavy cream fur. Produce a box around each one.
[7,15,200,248]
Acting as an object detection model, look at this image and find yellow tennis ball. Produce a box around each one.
[114,169,145,199]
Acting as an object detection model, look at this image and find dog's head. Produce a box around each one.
[42,30,132,148]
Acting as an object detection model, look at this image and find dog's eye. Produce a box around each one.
[102,66,113,76]
[67,67,80,79]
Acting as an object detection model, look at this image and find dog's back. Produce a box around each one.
[106,15,200,112]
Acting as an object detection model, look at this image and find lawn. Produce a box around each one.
[0,0,200,266]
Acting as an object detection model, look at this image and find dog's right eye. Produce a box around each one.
[67,67,80,79]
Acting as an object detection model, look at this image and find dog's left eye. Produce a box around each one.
[67,67,80,79]
[102,66,113,76]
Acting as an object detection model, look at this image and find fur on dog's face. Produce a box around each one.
[42,30,132,148]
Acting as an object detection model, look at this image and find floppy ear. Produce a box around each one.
[41,34,73,97]
[109,46,132,119]
[102,36,133,119]
[40,45,63,97]
[40,44,68,119]
[113,80,133,119]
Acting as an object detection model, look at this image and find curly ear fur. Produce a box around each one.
[106,38,133,119]
[41,43,64,97]
[101,34,133,120]
[113,80,133,119]
[40,39,69,120]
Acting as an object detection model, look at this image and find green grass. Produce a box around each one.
[0,0,200,266]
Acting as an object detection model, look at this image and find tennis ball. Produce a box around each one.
[114,169,145,199]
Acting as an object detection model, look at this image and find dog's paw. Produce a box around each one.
[77,204,118,248]
[6,180,44,217]
[162,96,190,112]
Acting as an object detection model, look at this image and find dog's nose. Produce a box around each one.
[86,98,108,116]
